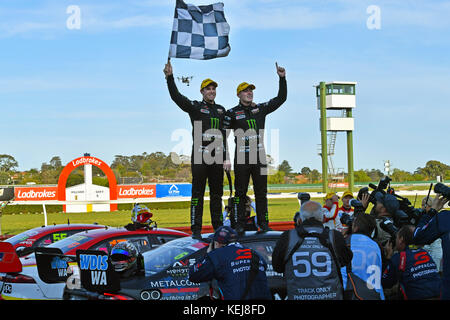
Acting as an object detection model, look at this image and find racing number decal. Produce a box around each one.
[53,233,67,242]
[292,252,332,277]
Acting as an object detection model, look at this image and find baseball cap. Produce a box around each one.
[236,82,255,95]
[201,78,218,90]
[324,192,338,200]
[375,192,399,215]
[213,226,238,245]
[342,190,354,199]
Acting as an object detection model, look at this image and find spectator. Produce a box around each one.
[323,192,341,230]
[272,201,353,300]
[338,190,355,234]
[383,225,441,300]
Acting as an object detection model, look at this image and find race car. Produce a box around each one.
[61,231,286,300]
[0,225,189,300]
[3,223,106,257]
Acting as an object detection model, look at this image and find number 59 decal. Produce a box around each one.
[292,251,332,278]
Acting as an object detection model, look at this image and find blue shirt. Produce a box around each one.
[413,210,450,299]
[341,233,385,300]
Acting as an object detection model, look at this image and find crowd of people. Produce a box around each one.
[185,187,449,301]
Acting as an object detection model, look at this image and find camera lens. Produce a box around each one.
[434,183,450,199]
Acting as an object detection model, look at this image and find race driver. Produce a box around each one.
[164,58,230,239]
[224,63,287,236]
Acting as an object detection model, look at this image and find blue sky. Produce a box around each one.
[1,0,450,174]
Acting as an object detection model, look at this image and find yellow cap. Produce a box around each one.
[324,192,338,200]
[200,78,218,90]
[342,190,354,199]
[236,82,255,95]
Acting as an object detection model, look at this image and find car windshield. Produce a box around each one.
[5,227,42,246]
[143,237,208,276]
[46,233,95,254]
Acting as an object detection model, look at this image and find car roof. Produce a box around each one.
[5,223,107,246]
[75,226,189,237]
[19,223,105,233]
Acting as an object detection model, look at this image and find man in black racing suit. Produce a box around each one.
[225,63,287,236]
[164,58,230,239]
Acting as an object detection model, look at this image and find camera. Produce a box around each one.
[349,199,365,214]
[378,176,392,191]
[379,216,399,245]
[297,192,311,205]
[294,193,311,225]
[339,199,365,230]
[435,183,450,201]
[340,212,353,228]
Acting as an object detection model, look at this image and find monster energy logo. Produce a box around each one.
[210,117,220,129]
[191,198,199,206]
[247,119,257,129]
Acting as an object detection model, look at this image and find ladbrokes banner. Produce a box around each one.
[15,187,58,201]
[117,185,156,199]
[14,184,191,201]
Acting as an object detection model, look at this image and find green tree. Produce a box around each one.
[278,160,293,175]
[391,168,413,182]
[268,170,285,184]
[0,154,18,172]
[416,160,450,180]
[354,169,371,182]
[310,169,321,183]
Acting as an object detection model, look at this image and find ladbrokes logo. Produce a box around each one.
[15,187,58,201]
[71,157,102,167]
[117,185,156,198]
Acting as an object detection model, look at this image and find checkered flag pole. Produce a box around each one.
[169,0,231,60]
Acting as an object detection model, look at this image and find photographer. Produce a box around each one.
[420,196,443,273]
[383,225,441,300]
[272,201,353,300]
[341,213,385,300]
[372,192,403,245]
[188,226,271,300]
[413,189,450,300]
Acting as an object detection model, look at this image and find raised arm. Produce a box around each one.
[262,62,287,115]
[164,58,192,112]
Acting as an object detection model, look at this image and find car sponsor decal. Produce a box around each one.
[77,250,120,292]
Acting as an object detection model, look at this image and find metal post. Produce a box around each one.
[43,204,48,226]
[346,109,355,192]
[319,82,328,193]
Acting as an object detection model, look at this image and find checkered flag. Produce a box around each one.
[169,0,231,60]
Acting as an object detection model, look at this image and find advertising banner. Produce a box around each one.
[156,183,192,198]
[117,184,156,199]
[15,186,58,201]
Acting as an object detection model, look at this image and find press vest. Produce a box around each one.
[284,226,343,300]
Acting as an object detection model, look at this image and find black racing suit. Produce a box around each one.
[225,76,287,232]
[166,74,228,235]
